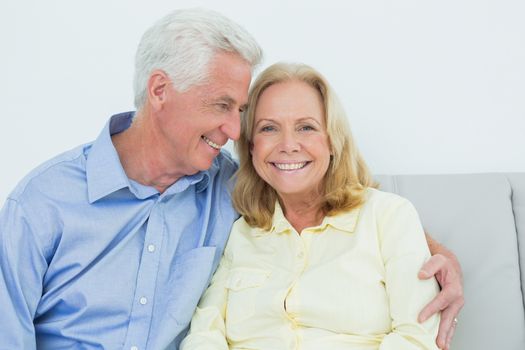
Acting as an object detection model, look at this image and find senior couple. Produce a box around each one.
[0,8,463,350]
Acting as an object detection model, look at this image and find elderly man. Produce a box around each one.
[0,8,462,350]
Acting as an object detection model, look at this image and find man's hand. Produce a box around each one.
[418,252,464,350]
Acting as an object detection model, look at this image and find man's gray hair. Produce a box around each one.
[133,8,263,109]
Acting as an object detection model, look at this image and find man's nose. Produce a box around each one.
[222,110,241,141]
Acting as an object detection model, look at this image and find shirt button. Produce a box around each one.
[139,297,148,305]
[147,244,156,253]
[131,347,138,350]
[297,251,304,259]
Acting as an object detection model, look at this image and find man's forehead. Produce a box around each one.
[205,80,250,102]
[207,53,252,84]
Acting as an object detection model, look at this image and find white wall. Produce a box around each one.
[1,0,524,201]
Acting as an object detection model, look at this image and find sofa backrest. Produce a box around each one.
[507,173,525,307]
[375,173,525,350]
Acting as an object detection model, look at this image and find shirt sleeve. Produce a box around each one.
[0,198,47,349]
[180,248,232,350]
[378,199,441,350]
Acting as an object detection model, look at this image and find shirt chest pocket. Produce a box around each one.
[225,268,270,325]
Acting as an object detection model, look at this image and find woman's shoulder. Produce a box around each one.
[365,187,410,204]
[227,216,265,244]
[363,187,415,215]
[231,215,256,233]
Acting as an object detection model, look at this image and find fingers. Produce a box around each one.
[418,254,447,279]
[445,318,458,350]
[436,305,462,350]
[418,251,464,348]
[436,307,455,349]
[418,292,448,323]
[421,288,464,349]
[419,280,464,320]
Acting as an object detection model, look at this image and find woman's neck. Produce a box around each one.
[279,195,324,234]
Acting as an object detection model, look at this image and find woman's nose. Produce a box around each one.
[278,131,300,153]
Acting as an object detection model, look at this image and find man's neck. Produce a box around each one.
[112,111,185,193]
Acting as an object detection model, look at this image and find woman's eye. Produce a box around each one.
[299,125,315,131]
[260,125,276,132]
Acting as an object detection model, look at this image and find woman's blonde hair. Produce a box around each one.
[233,62,376,230]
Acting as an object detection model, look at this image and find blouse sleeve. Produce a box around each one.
[378,199,441,350]
[179,249,232,350]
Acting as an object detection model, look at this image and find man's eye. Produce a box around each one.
[216,103,230,112]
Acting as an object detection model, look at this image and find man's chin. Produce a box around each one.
[193,158,216,173]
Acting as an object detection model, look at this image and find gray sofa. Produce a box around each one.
[376,173,525,350]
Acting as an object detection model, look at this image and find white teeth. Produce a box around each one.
[201,136,221,150]
[274,162,307,170]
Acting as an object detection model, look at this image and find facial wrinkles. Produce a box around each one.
[253,124,329,184]
[197,94,243,148]
[198,74,248,114]
[205,59,250,108]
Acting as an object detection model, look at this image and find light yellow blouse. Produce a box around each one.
[181,188,440,350]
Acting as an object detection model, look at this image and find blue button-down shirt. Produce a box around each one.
[0,112,239,349]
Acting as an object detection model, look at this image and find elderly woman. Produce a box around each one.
[181,63,441,349]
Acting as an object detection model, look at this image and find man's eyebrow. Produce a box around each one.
[216,96,235,105]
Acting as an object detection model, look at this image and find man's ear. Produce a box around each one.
[147,70,170,111]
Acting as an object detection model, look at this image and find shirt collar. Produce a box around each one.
[86,111,211,203]
[162,170,210,196]
[86,112,134,203]
[262,200,360,235]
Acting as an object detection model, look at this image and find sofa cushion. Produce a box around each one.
[375,173,525,350]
